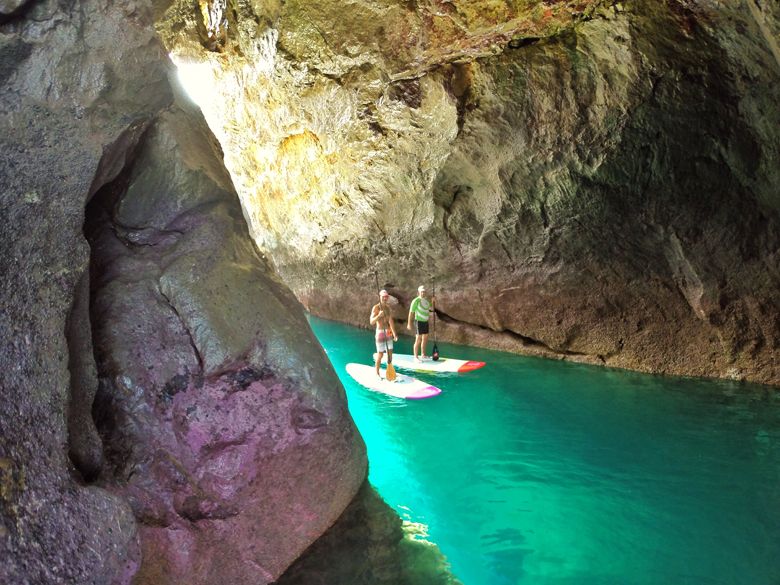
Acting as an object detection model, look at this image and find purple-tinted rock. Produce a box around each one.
[87,103,366,584]
[1,1,367,583]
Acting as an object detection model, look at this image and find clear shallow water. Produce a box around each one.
[308,316,780,585]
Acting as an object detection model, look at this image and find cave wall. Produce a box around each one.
[0,0,366,583]
[403,1,780,384]
[0,1,171,581]
[156,0,779,385]
[293,1,780,386]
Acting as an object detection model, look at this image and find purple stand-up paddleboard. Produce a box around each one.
[345,363,442,399]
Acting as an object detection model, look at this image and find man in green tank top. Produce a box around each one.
[407,285,435,362]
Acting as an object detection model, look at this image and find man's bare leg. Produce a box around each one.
[375,352,384,377]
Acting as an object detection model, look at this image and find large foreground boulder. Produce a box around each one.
[87,101,366,584]
[0,0,366,583]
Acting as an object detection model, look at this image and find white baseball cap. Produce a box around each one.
[418,285,426,293]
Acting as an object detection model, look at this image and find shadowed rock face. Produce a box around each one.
[1,0,366,583]
[157,1,779,385]
[1,1,172,582]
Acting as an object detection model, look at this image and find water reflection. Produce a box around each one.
[305,316,780,585]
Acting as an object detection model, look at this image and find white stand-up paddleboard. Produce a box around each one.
[373,353,485,374]
[345,363,442,399]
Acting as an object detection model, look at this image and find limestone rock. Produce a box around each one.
[158,0,779,385]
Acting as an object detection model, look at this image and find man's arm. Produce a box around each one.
[407,297,417,329]
[370,305,381,326]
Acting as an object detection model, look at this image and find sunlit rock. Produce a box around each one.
[158,0,779,385]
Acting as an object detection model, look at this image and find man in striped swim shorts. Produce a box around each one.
[407,285,435,362]
[370,289,398,379]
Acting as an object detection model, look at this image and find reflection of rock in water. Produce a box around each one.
[274,481,462,585]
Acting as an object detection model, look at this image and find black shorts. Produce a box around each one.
[415,320,429,335]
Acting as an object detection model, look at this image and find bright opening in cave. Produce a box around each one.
[173,59,216,109]
[170,52,338,253]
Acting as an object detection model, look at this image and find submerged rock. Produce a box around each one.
[274,481,462,585]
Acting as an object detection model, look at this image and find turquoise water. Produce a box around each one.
[308,316,780,585]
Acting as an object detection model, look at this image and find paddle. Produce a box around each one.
[374,273,396,381]
[432,280,439,361]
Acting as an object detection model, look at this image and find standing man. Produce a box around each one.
[407,285,434,362]
[370,289,398,379]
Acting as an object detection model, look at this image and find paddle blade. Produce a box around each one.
[386,362,397,381]
[432,343,440,361]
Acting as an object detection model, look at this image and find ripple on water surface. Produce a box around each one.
[309,316,780,585]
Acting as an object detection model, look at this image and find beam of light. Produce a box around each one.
[174,59,217,109]
[169,47,338,253]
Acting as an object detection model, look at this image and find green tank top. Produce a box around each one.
[410,296,431,322]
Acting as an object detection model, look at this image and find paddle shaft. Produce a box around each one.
[432,281,436,340]
[432,280,439,360]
